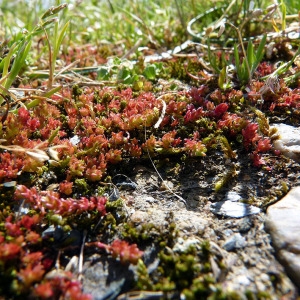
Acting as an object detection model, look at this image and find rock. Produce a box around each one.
[70,135,80,145]
[223,229,234,237]
[223,233,246,251]
[144,196,157,204]
[271,123,300,162]
[130,210,149,224]
[236,274,251,286]
[108,186,120,201]
[159,180,174,191]
[210,200,260,218]
[82,256,135,300]
[237,217,253,233]
[173,210,207,234]
[224,191,242,202]
[173,237,201,253]
[265,187,300,288]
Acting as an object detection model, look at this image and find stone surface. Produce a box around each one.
[129,210,149,224]
[224,191,242,202]
[265,186,300,288]
[223,233,246,251]
[210,200,261,218]
[173,237,201,253]
[82,256,136,300]
[272,123,300,162]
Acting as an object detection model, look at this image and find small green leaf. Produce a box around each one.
[218,66,226,89]
[240,60,249,83]
[117,68,138,84]
[98,67,110,80]
[43,85,62,98]
[48,127,60,144]
[143,64,157,80]
[1,43,17,79]
[117,68,131,81]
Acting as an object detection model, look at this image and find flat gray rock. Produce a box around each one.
[210,200,261,218]
[265,186,300,287]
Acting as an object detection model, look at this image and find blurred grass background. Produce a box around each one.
[1,0,299,52]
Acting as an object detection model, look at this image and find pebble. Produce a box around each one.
[271,123,300,162]
[210,200,261,218]
[130,210,149,224]
[237,217,253,233]
[159,180,174,191]
[70,135,80,145]
[173,237,201,253]
[144,196,157,203]
[236,274,251,286]
[224,191,242,202]
[265,186,300,288]
[223,233,246,251]
[223,229,234,237]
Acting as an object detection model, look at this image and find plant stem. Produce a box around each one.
[227,21,252,82]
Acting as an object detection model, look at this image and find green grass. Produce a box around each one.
[1,0,299,89]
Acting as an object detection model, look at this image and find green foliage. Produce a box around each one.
[285,0,300,12]
[207,39,223,74]
[117,67,139,84]
[143,63,163,80]
[49,17,69,87]
[264,46,300,82]
[280,0,286,31]
[0,40,31,95]
[234,35,267,85]
[97,58,138,84]
[218,66,233,90]
[214,165,238,192]
[0,3,68,104]
[97,59,165,84]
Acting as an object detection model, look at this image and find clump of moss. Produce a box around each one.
[119,220,178,246]
[135,237,230,298]
[74,178,90,195]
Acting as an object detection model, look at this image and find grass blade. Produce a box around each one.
[246,40,254,73]
[54,20,69,59]
[281,0,286,30]
[207,39,219,73]
[1,43,17,80]
[3,40,31,93]
[252,34,266,71]
[234,44,242,79]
